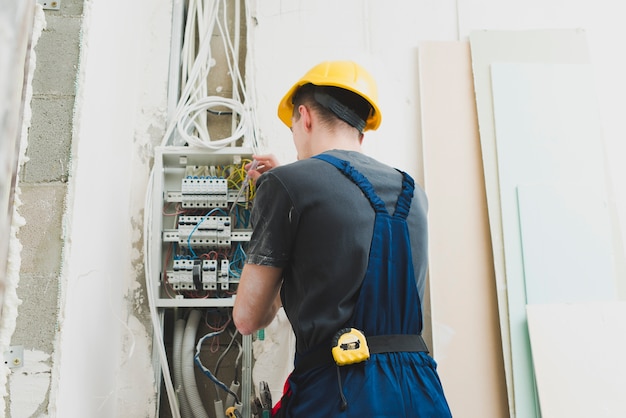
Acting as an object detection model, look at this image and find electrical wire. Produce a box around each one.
[144,2,260,416]
[228,243,246,278]
[194,329,241,405]
[177,96,250,149]
[186,207,227,259]
[213,327,241,398]
[144,172,181,418]
[167,0,260,152]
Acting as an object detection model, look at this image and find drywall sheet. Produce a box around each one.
[517,184,616,305]
[491,62,616,418]
[526,301,626,418]
[469,29,590,418]
[418,41,508,418]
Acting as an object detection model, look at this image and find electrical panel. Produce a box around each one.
[150,146,255,308]
[149,146,258,418]
[150,0,263,416]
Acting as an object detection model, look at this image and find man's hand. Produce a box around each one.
[246,154,280,182]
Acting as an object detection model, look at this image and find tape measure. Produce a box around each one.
[331,328,370,366]
[225,406,242,418]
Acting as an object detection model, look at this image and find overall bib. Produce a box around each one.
[273,154,452,417]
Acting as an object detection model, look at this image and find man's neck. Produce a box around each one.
[308,129,363,157]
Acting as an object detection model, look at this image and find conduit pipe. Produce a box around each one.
[182,309,210,418]
[174,317,193,418]
[231,0,241,138]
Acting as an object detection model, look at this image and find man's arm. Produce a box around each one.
[233,263,283,335]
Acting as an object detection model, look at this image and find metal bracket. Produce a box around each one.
[36,1,60,11]
[3,345,24,369]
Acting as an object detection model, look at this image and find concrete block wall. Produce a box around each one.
[10,1,249,416]
[9,1,84,416]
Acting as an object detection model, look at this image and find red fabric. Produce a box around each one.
[271,373,293,417]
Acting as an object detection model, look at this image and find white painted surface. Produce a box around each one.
[518,184,616,303]
[9,350,51,418]
[249,0,461,184]
[489,61,621,416]
[471,30,593,417]
[526,301,626,418]
[50,0,171,417]
[459,0,626,290]
[29,0,626,417]
[1,3,44,416]
[251,308,295,407]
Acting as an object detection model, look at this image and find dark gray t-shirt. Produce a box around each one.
[245,149,428,353]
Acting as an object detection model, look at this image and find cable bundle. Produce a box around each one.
[165,0,260,151]
[144,2,259,417]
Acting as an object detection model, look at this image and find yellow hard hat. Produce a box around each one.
[277,61,382,131]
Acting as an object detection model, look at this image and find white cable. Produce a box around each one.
[163,0,219,147]
[244,0,262,152]
[232,0,241,136]
[167,0,259,151]
[143,2,260,416]
[182,310,210,418]
[144,171,181,418]
[214,400,227,418]
[174,318,193,418]
[215,0,258,152]
[177,96,250,150]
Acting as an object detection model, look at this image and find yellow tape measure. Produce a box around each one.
[331,328,370,366]
[225,406,242,418]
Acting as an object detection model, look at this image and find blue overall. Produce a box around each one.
[273,154,452,417]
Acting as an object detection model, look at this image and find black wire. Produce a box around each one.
[207,109,233,116]
[214,326,240,399]
[336,366,348,411]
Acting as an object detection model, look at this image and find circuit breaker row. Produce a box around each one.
[158,159,254,300]
[181,177,228,208]
[175,215,232,248]
[163,215,252,243]
[167,259,232,291]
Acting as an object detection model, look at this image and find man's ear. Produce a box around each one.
[298,104,313,132]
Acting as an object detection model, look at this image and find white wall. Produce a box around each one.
[50,0,171,417]
[47,0,626,416]
[250,0,626,241]
[457,0,626,245]
[248,0,461,184]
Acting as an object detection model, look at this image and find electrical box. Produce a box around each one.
[150,0,262,416]
[149,146,258,418]
[149,146,255,308]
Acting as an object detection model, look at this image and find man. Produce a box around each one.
[233,61,451,417]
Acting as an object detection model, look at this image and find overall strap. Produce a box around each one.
[393,171,415,220]
[313,153,415,219]
[312,154,387,215]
